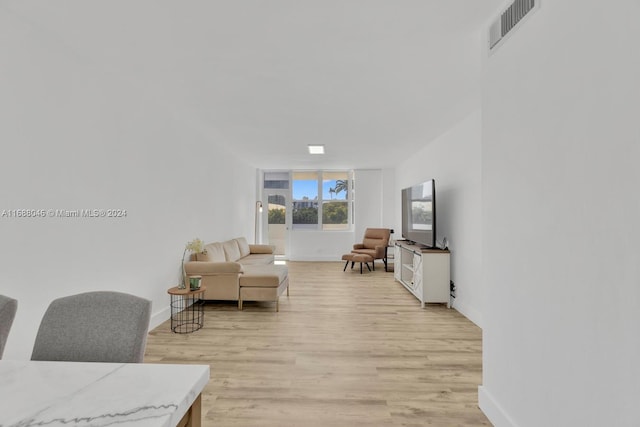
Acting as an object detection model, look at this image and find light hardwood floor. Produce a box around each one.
[145,261,491,427]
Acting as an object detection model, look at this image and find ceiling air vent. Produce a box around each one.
[489,0,539,51]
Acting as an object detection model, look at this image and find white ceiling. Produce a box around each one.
[4,0,504,169]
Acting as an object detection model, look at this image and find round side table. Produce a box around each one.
[167,286,206,333]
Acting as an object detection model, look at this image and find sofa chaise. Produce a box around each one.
[184,237,289,311]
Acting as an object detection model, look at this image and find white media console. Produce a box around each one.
[394,241,450,308]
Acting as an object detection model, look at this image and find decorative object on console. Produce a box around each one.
[181,238,206,289]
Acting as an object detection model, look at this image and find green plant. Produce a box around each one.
[268,208,285,224]
[322,201,348,224]
[292,207,318,224]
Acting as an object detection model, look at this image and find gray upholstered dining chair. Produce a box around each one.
[31,291,152,363]
[0,294,18,359]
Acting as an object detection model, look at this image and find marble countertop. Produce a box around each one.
[0,360,209,427]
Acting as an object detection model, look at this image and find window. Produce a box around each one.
[264,171,290,189]
[322,171,349,230]
[269,170,351,231]
[292,172,318,230]
[267,195,286,225]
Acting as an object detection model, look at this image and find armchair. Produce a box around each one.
[351,228,391,271]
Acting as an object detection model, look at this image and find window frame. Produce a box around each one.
[266,170,353,232]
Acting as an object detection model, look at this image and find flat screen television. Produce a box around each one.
[401,179,436,248]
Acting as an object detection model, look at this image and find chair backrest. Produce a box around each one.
[0,295,18,359]
[31,291,151,363]
[362,228,391,249]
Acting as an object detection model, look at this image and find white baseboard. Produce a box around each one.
[478,386,519,427]
[150,305,170,331]
[451,299,483,328]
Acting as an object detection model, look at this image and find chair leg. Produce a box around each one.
[351,261,355,269]
[366,262,371,272]
[238,297,243,311]
[343,261,349,271]
[360,262,363,274]
[276,299,279,312]
[372,260,375,271]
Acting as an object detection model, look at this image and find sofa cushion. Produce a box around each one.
[351,248,376,256]
[240,265,288,287]
[240,254,275,265]
[235,237,251,258]
[248,244,276,254]
[222,239,242,262]
[184,260,243,275]
[362,238,383,249]
[194,252,208,261]
[197,242,225,262]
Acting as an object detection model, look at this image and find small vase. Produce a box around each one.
[189,276,201,291]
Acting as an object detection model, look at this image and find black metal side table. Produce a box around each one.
[167,286,206,333]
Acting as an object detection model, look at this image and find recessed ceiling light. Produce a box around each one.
[308,144,325,154]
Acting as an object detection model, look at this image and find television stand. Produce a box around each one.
[394,241,450,308]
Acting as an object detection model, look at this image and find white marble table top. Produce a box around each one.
[0,360,209,427]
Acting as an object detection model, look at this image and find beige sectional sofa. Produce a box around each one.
[184,237,289,311]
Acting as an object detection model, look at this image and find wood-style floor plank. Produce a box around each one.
[145,261,490,427]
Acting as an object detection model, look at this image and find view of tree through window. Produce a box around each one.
[269,171,351,231]
[322,172,349,230]
[268,194,285,224]
[292,172,318,229]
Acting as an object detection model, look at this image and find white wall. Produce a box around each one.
[354,169,383,240]
[381,168,396,234]
[479,2,640,426]
[288,231,355,261]
[395,110,483,326]
[0,9,256,359]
